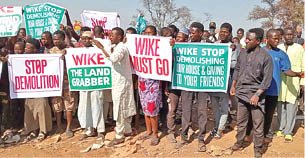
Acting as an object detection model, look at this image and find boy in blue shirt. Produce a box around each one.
[262,29,302,142]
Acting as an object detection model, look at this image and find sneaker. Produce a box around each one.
[106,138,125,147]
[284,134,293,142]
[198,142,206,152]
[275,131,284,137]
[167,133,177,143]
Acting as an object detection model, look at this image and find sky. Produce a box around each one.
[3,0,263,36]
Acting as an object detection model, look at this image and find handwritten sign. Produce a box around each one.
[81,10,120,39]
[65,47,112,91]
[23,3,65,39]
[172,43,231,92]
[0,6,22,37]
[8,54,64,99]
[126,34,172,81]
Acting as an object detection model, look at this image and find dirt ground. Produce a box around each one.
[0,117,303,158]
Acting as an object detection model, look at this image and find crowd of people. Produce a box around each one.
[0,9,304,158]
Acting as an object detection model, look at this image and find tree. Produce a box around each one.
[138,0,192,30]
[248,0,304,29]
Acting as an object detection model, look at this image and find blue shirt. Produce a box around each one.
[265,47,291,96]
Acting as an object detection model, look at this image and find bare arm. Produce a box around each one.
[65,10,80,41]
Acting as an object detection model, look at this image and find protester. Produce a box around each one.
[93,26,114,131]
[236,28,246,48]
[276,27,304,142]
[23,38,53,142]
[74,27,92,47]
[40,31,54,54]
[17,28,26,41]
[263,29,303,141]
[93,26,105,39]
[49,30,78,138]
[77,31,106,141]
[93,27,136,147]
[125,27,140,130]
[175,22,209,152]
[230,28,273,158]
[209,23,234,139]
[168,24,179,38]
[133,25,162,146]
[276,28,285,44]
[165,27,189,143]
[293,25,304,45]
[159,26,172,133]
[209,22,217,42]
[7,42,26,130]
[0,37,9,135]
[203,30,213,43]
[160,27,172,37]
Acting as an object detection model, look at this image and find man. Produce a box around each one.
[166,27,189,143]
[23,38,53,142]
[94,27,136,146]
[202,30,213,43]
[209,22,217,42]
[276,27,304,142]
[0,37,9,135]
[209,23,237,139]
[49,30,78,138]
[40,31,54,54]
[168,24,179,38]
[261,29,303,142]
[293,25,304,45]
[93,26,113,132]
[230,28,273,158]
[77,31,106,141]
[175,22,209,152]
[237,28,246,48]
[93,26,105,39]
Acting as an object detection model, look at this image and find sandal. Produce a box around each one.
[36,132,47,142]
[284,134,293,143]
[137,133,152,141]
[150,136,159,146]
[79,134,89,141]
[23,132,36,143]
[66,130,74,138]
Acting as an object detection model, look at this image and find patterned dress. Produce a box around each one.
[138,77,162,117]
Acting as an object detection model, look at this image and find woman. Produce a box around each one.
[137,25,162,146]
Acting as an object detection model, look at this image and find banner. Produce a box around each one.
[23,3,65,39]
[172,43,231,92]
[0,6,22,37]
[65,47,112,91]
[81,10,120,38]
[126,34,172,81]
[8,54,64,99]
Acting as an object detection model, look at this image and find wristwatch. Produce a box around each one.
[255,92,261,97]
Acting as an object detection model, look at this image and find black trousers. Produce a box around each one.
[246,95,277,137]
[236,98,264,153]
[181,91,208,142]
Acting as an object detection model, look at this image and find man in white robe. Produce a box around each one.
[93,27,136,146]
